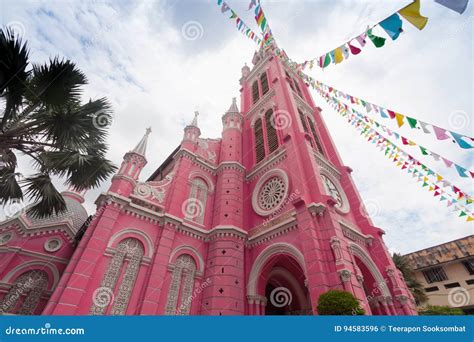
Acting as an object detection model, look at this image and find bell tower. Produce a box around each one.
[238,43,417,315]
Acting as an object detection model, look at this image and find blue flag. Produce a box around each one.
[434,0,469,14]
[380,13,403,40]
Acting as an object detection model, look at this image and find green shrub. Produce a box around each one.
[418,305,464,315]
[317,290,365,315]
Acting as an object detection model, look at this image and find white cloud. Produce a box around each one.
[1,0,472,254]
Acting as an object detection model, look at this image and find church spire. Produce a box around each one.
[226,97,239,113]
[189,111,199,127]
[132,127,152,157]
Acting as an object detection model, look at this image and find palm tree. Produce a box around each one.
[0,27,116,217]
[392,253,428,305]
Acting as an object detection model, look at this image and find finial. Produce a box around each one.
[146,127,152,135]
[227,97,239,113]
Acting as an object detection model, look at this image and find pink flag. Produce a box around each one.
[433,126,450,140]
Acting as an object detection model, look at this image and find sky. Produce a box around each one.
[0,0,472,254]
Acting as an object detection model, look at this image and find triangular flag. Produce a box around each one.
[323,53,331,68]
[334,48,344,64]
[467,216,474,222]
[348,41,362,55]
[407,117,418,129]
[355,33,367,47]
[380,109,389,118]
[395,113,405,127]
[341,45,350,59]
[433,126,450,140]
[434,0,469,14]
[419,121,431,134]
[455,164,469,177]
[380,13,403,40]
[398,0,429,30]
[367,28,386,47]
[248,0,257,11]
[442,157,453,168]
[451,131,473,149]
[221,2,230,13]
[387,110,396,119]
[459,211,467,217]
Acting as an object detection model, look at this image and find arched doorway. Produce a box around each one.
[248,243,312,315]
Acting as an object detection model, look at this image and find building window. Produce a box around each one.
[424,286,439,292]
[265,109,279,154]
[422,267,448,284]
[185,178,208,225]
[254,118,265,163]
[444,282,461,289]
[307,118,325,155]
[298,109,308,133]
[260,72,269,95]
[293,78,303,98]
[252,80,260,104]
[91,238,144,315]
[466,279,474,285]
[0,270,49,315]
[462,259,474,275]
[165,254,197,315]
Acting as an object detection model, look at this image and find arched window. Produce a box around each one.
[254,118,265,163]
[186,178,208,225]
[252,80,260,104]
[91,238,144,315]
[0,270,48,315]
[165,254,197,315]
[260,72,269,95]
[298,109,309,133]
[293,78,303,98]
[308,118,324,155]
[265,109,279,154]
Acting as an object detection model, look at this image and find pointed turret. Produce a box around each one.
[182,111,201,151]
[110,128,152,196]
[131,127,152,157]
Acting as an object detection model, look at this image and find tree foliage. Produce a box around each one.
[317,290,365,315]
[0,27,116,217]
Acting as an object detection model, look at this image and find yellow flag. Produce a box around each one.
[467,216,473,222]
[398,0,428,30]
[395,113,405,127]
[437,174,443,182]
[334,48,344,64]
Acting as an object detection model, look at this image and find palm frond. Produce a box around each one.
[27,58,86,108]
[0,27,30,129]
[0,167,22,204]
[22,173,66,217]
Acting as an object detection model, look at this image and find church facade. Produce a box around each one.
[0,46,417,315]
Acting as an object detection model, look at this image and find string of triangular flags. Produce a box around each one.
[315,84,474,180]
[315,87,473,222]
[249,0,274,47]
[216,0,263,45]
[298,0,469,71]
[314,81,473,150]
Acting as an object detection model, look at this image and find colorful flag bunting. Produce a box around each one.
[367,28,386,47]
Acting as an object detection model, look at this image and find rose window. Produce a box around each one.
[257,177,286,211]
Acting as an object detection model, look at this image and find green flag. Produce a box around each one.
[367,28,386,48]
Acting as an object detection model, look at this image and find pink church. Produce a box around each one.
[0,45,417,316]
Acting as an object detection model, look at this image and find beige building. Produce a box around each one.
[404,235,474,314]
